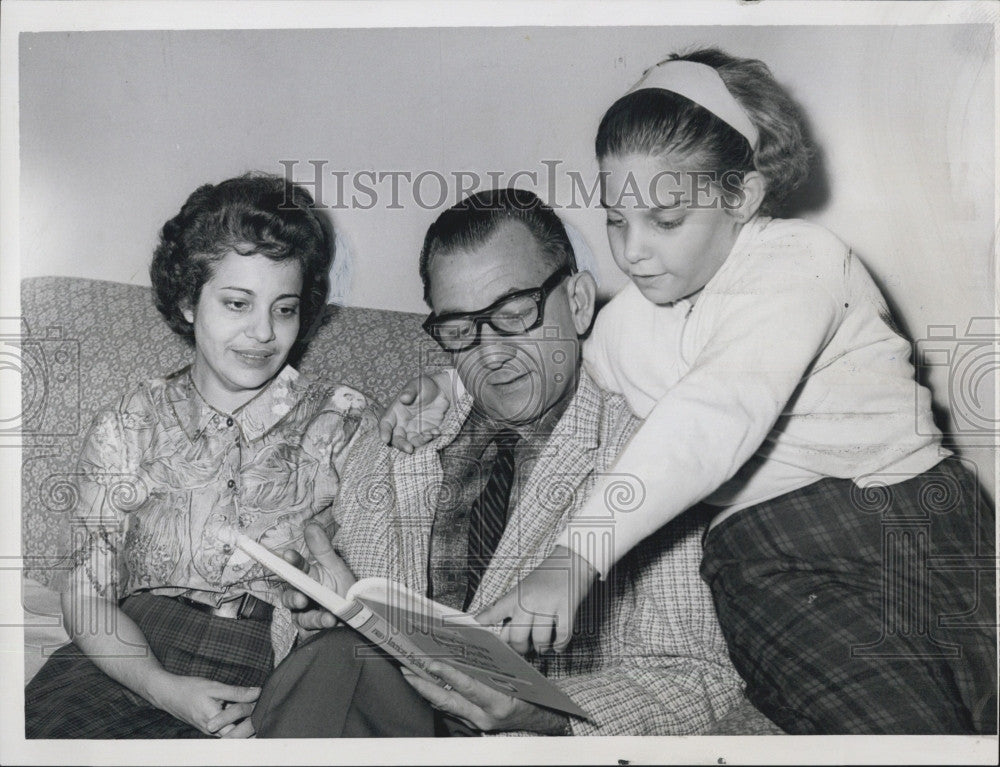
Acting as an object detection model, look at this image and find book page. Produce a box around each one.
[350,577,589,718]
[234,535,449,686]
[234,536,587,718]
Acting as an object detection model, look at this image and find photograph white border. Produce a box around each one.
[2,2,997,765]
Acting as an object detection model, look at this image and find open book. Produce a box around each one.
[235,535,589,719]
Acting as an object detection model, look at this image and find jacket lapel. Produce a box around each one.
[390,394,476,595]
[469,377,603,611]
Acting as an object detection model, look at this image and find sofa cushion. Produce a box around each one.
[22,576,71,682]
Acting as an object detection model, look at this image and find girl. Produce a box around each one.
[25,174,374,738]
[383,49,996,734]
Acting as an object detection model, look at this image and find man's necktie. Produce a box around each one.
[464,429,520,611]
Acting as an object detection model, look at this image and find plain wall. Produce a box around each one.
[19,25,996,495]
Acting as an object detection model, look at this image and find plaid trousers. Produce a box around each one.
[25,592,273,738]
[701,457,997,734]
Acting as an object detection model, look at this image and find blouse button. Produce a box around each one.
[222,543,233,553]
[226,417,234,427]
[227,479,236,489]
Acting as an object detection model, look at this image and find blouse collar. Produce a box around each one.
[164,365,303,442]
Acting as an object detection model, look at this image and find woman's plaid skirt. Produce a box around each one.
[25,592,274,738]
[701,457,996,734]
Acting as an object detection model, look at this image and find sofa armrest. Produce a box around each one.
[22,576,70,685]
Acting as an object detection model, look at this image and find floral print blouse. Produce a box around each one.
[65,365,374,611]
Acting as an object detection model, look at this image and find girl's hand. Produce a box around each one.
[378,370,455,453]
[476,546,599,655]
[148,672,260,737]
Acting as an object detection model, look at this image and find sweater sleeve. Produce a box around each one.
[558,259,846,575]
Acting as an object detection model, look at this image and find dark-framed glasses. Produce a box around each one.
[423,263,575,352]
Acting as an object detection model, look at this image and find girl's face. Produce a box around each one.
[182,251,303,413]
[600,152,744,306]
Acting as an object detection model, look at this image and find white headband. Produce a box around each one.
[628,60,759,150]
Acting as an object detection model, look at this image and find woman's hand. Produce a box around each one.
[476,546,599,655]
[147,671,260,737]
[64,590,261,736]
[378,370,455,453]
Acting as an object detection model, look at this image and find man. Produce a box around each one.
[252,188,745,736]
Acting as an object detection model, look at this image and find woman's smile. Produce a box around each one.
[232,347,276,367]
[183,252,303,413]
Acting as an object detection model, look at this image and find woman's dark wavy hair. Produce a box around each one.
[595,48,813,215]
[150,173,331,345]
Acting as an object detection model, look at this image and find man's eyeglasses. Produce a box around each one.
[422,263,575,352]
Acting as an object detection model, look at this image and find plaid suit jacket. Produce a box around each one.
[331,370,744,735]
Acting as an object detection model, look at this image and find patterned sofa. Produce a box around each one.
[19,275,783,735]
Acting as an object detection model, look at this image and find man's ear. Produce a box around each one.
[729,170,766,222]
[566,270,597,335]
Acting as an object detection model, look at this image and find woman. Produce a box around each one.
[25,173,373,738]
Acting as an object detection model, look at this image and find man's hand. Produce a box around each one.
[279,523,357,633]
[400,661,570,734]
[378,371,454,453]
[476,545,599,655]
